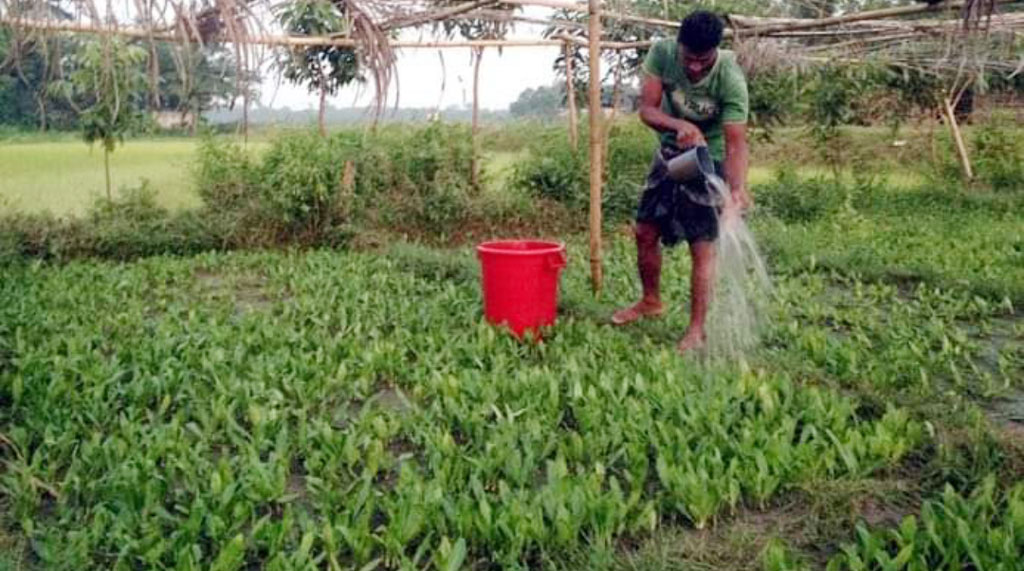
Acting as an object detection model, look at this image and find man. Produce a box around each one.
[611,10,751,355]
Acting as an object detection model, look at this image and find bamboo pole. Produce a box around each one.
[732,12,1024,33]
[498,0,681,29]
[565,41,579,151]
[471,47,483,188]
[382,0,497,31]
[7,4,1022,51]
[496,0,584,9]
[743,0,1018,36]
[0,18,571,47]
[26,15,1013,53]
[587,0,603,296]
[1,17,672,49]
[609,50,622,126]
[942,97,974,182]
[456,10,586,31]
[802,32,920,54]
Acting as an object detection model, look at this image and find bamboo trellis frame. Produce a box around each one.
[3,0,1022,293]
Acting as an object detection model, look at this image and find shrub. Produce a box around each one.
[971,121,1023,192]
[362,122,476,228]
[511,128,587,207]
[193,134,260,211]
[259,131,348,232]
[191,123,478,238]
[511,119,654,223]
[755,166,845,224]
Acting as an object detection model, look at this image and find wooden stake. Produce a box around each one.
[565,41,579,151]
[608,50,622,126]
[942,97,974,182]
[342,160,355,193]
[588,0,603,296]
[471,47,483,188]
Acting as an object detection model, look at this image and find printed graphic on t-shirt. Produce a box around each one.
[669,88,719,123]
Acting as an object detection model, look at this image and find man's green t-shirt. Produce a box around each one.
[642,39,749,161]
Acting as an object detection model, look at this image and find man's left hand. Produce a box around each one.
[731,187,752,213]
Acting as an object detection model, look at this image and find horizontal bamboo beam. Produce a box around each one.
[382,0,498,31]
[497,0,681,29]
[0,17,650,49]
[742,0,1020,35]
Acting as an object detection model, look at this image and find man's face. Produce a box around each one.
[679,45,717,82]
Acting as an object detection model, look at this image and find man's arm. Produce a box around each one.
[723,122,751,211]
[638,75,705,148]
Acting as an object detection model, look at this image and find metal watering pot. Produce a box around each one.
[665,145,730,208]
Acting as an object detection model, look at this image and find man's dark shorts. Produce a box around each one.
[636,146,723,247]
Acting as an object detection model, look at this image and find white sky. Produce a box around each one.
[261,8,561,111]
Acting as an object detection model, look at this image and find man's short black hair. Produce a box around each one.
[677,11,724,53]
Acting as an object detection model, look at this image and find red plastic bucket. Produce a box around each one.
[476,240,567,338]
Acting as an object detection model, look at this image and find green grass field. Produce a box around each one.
[0,139,202,215]
[1,135,926,218]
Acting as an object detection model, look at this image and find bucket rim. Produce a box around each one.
[476,239,566,256]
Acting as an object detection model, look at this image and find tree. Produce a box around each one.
[509,84,564,118]
[155,42,258,133]
[0,1,77,130]
[50,39,148,199]
[275,0,361,137]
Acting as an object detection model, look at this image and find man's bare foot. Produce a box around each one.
[611,300,664,326]
[676,329,707,355]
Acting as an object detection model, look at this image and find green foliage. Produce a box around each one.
[925,119,1024,192]
[755,166,845,224]
[0,25,79,130]
[275,0,360,99]
[826,477,1024,571]
[47,38,149,198]
[512,127,588,205]
[335,122,476,229]
[0,244,925,568]
[511,119,652,222]
[194,123,476,233]
[49,39,148,153]
[807,65,862,177]
[193,134,261,212]
[151,43,254,125]
[868,66,943,135]
[259,131,350,230]
[2,128,1023,567]
[971,121,1024,192]
[747,70,801,141]
[757,176,1024,307]
[0,181,224,262]
[762,538,811,571]
[509,84,565,118]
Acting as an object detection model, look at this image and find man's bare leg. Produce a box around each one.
[612,222,665,325]
[678,239,715,353]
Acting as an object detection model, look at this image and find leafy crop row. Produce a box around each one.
[1,246,925,569]
[827,477,1024,571]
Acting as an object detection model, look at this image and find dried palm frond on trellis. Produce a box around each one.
[1,0,1021,125]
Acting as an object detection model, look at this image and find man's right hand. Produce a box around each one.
[675,120,706,148]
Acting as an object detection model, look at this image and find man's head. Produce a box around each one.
[677,11,724,81]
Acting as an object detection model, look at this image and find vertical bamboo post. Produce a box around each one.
[587,0,604,295]
[565,41,579,151]
[472,47,484,188]
[604,49,622,159]
[942,97,973,182]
